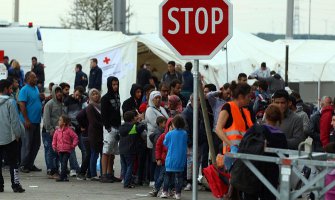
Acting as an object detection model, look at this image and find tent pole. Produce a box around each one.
[192,59,199,200]
[318,79,321,110]
[225,44,228,83]
[285,45,289,86]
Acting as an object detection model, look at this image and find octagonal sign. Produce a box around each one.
[159,0,233,60]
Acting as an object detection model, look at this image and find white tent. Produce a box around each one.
[41,28,137,102]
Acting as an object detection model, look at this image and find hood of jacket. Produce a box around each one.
[273,73,282,79]
[51,85,62,103]
[107,76,119,95]
[148,91,161,108]
[0,95,10,106]
[130,84,142,98]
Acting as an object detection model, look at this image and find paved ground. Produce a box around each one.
[1,147,215,200]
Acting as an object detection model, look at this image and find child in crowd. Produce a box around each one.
[52,115,79,182]
[160,115,187,200]
[119,111,146,188]
[149,116,167,179]
[149,118,173,197]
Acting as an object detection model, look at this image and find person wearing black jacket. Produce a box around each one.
[88,58,102,91]
[119,111,146,188]
[122,84,142,114]
[100,76,122,182]
[74,64,88,91]
[31,57,45,91]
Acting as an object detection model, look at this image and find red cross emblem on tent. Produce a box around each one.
[103,57,111,64]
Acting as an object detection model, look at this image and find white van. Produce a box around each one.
[0,24,44,73]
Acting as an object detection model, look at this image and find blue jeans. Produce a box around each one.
[69,150,80,172]
[21,124,41,169]
[120,154,135,187]
[90,149,100,177]
[154,166,166,191]
[163,172,183,194]
[59,152,70,180]
[42,131,59,173]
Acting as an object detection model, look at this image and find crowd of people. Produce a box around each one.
[0,55,334,199]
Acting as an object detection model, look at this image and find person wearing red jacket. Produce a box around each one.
[320,105,334,148]
[52,115,79,182]
[148,118,173,197]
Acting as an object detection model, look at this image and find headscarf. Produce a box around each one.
[148,91,162,108]
[88,88,101,112]
[168,95,183,114]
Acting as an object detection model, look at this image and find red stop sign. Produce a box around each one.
[159,0,232,60]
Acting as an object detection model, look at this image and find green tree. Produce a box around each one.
[61,0,114,31]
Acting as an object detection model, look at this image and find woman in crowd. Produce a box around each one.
[215,82,254,170]
[86,89,103,181]
[145,91,169,187]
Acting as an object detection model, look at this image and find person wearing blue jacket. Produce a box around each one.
[160,115,187,200]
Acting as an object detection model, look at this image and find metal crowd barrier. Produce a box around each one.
[225,147,335,200]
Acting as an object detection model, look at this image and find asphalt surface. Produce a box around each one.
[0,147,215,200]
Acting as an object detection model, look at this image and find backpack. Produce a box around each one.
[230,124,267,194]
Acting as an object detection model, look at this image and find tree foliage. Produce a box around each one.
[61,0,114,31]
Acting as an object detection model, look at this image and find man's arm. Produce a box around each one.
[287,116,305,149]
[320,111,332,147]
[9,100,24,138]
[18,101,30,129]
[43,102,53,134]
[206,91,220,109]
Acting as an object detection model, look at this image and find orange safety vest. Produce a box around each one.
[222,101,253,154]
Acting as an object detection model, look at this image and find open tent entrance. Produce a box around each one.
[137,42,169,81]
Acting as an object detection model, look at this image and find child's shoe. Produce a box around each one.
[148,188,158,197]
[174,193,181,200]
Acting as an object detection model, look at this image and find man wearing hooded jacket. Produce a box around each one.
[101,76,122,182]
[122,84,142,114]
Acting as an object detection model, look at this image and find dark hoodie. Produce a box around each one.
[122,84,142,114]
[119,122,146,155]
[101,76,121,130]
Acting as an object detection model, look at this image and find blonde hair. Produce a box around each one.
[11,60,20,70]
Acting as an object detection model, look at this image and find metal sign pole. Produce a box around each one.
[192,59,199,200]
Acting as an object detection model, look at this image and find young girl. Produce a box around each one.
[160,115,187,200]
[52,115,79,182]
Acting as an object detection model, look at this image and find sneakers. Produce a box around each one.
[124,184,135,189]
[77,174,86,181]
[159,192,168,198]
[30,165,42,172]
[184,183,192,191]
[48,173,60,179]
[174,193,181,200]
[70,170,77,177]
[12,184,25,193]
[20,167,30,173]
[149,181,155,188]
[90,176,100,181]
[110,176,122,182]
[100,175,114,183]
[148,189,158,197]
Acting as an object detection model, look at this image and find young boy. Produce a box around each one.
[119,111,146,188]
[160,115,187,200]
[149,116,167,169]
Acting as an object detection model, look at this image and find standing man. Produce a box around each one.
[31,57,45,92]
[0,79,26,192]
[181,62,193,101]
[101,76,122,182]
[137,63,152,88]
[161,61,182,86]
[88,58,103,91]
[19,72,43,173]
[170,79,187,107]
[43,85,65,178]
[272,89,304,150]
[3,56,11,70]
[74,64,88,91]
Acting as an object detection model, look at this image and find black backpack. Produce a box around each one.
[230,124,267,194]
